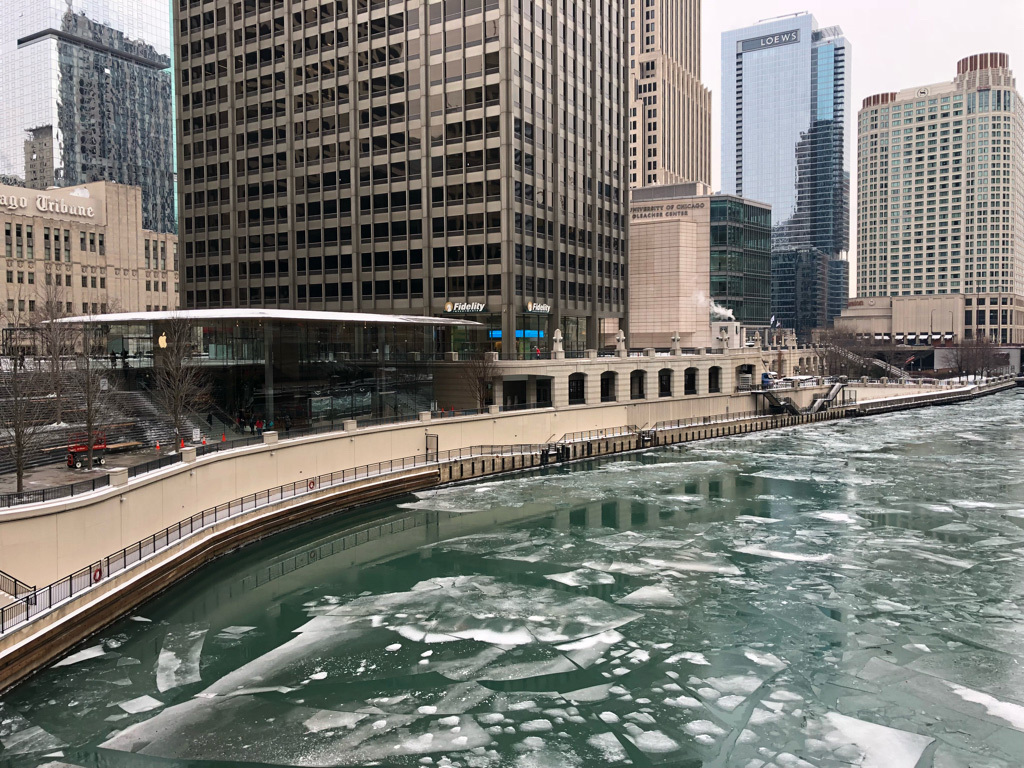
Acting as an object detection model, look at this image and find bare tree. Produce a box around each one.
[0,298,56,492]
[32,276,74,425]
[65,318,115,469]
[818,329,875,378]
[953,334,1002,380]
[151,313,211,443]
[464,352,498,410]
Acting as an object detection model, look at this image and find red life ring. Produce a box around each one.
[307,479,315,491]
[92,567,102,583]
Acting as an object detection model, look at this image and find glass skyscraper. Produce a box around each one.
[0,0,176,233]
[721,13,850,339]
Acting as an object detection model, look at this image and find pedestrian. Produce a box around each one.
[206,412,213,428]
[256,417,264,436]
[284,414,292,432]
[249,416,256,435]
[110,351,117,368]
[17,352,25,370]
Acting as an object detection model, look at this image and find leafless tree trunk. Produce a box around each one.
[66,320,113,470]
[464,352,498,409]
[0,300,56,492]
[954,335,1001,380]
[32,277,74,426]
[152,313,211,443]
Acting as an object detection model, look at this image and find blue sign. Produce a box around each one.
[488,330,545,339]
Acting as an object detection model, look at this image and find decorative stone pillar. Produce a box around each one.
[615,329,628,358]
[615,369,631,402]
[526,377,538,404]
[552,329,565,359]
[551,373,570,408]
[585,371,601,405]
[670,332,682,356]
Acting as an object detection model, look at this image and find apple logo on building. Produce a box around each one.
[527,301,534,312]
[158,333,167,349]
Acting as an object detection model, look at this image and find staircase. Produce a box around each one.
[809,381,847,414]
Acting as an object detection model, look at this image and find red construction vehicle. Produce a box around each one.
[67,431,107,469]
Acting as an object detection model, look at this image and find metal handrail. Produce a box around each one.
[0,442,549,635]
[0,476,111,509]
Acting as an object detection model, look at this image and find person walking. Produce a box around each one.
[284,414,292,432]
[255,417,264,436]
[249,416,256,435]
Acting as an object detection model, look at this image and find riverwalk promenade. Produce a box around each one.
[0,374,1016,691]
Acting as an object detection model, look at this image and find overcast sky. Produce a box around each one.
[700,0,1024,193]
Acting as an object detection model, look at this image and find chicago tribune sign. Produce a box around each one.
[740,29,800,53]
[444,301,485,313]
[0,186,98,220]
[630,201,705,221]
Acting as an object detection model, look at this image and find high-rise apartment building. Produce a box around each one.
[721,13,850,340]
[628,0,710,187]
[173,0,628,359]
[857,53,1024,345]
[0,1,176,234]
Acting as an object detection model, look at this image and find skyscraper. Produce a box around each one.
[628,0,710,187]
[857,53,1024,345]
[721,13,850,339]
[0,0,176,234]
[174,0,629,359]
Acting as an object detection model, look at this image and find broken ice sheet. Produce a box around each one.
[52,645,108,668]
[816,712,934,768]
[117,695,164,714]
[156,626,208,692]
[544,568,616,587]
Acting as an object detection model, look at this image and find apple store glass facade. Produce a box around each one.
[0,0,176,233]
[721,14,850,337]
[60,310,476,428]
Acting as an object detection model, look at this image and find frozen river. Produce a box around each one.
[3,392,1024,767]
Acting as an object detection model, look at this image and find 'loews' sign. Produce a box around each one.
[740,29,800,53]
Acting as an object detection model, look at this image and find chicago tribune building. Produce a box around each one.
[174,0,629,358]
[0,0,176,234]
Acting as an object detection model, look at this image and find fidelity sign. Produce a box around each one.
[444,301,485,313]
[526,301,550,313]
[740,29,800,53]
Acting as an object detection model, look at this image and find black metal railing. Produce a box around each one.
[0,568,34,601]
[0,476,110,509]
[558,425,640,443]
[0,442,548,635]
[127,453,183,478]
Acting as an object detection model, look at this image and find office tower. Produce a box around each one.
[857,53,1023,344]
[174,0,629,359]
[0,1,176,234]
[629,182,770,347]
[628,0,711,187]
[721,13,850,340]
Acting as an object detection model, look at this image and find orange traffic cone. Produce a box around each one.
[202,437,207,445]
[180,438,185,449]
[221,433,226,442]
[155,441,160,452]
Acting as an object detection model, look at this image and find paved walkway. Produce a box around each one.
[0,449,168,496]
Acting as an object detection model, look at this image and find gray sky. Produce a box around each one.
[701,0,1024,192]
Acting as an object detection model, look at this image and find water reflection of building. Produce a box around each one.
[721,14,851,342]
[0,1,175,233]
